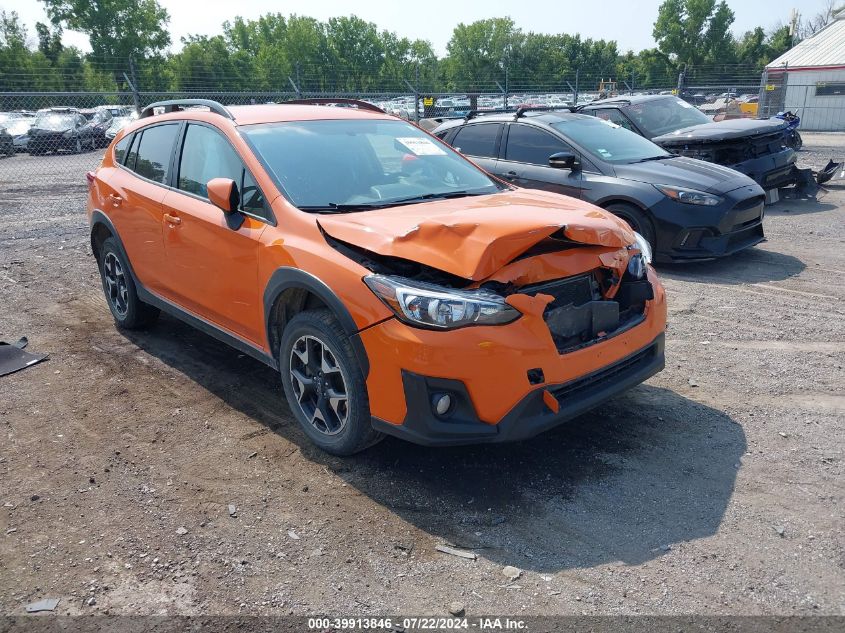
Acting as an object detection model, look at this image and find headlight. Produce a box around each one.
[364,274,521,329]
[654,184,722,206]
[630,231,653,265]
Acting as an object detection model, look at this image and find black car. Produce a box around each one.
[578,95,796,191]
[434,109,766,263]
[0,127,13,156]
[80,108,114,148]
[27,109,97,155]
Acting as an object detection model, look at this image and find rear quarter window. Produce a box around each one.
[451,123,502,158]
[113,134,131,165]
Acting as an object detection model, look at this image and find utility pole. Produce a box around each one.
[574,68,580,105]
[127,56,141,115]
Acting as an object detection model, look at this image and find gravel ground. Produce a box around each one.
[0,140,843,618]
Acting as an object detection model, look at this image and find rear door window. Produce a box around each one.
[504,124,569,166]
[451,123,502,158]
[134,124,179,184]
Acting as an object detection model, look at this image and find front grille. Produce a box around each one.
[520,271,648,354]
[521,274,596,309]
[550,343,657,402]
[733,195,765,212]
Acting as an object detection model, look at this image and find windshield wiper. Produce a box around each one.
[298,202,391,213]
[382,190,492,205]
[632,155,674,163]
[298,190,492,213]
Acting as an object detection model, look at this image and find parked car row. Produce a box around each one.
[0,105,136,156]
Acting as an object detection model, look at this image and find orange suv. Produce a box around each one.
[87,98,667,455]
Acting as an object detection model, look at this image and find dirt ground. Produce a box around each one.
[0,137,843,618]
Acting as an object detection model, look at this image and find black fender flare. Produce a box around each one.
[263,267,370,378]
[89,210,139,279]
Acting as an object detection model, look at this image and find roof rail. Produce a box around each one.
[140,99,234,120]
[464,108,517,121]
[284,98,385,113]
[514,105,576,118]
[462,105,576,121]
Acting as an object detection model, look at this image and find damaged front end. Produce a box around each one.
[321,209,654,358]
[653,120,798,189]
[316,192,666,443]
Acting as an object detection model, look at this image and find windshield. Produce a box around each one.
[241,119,502,211]
[33,114,76,130]
[622,97,711,137]
[550,117,670,164]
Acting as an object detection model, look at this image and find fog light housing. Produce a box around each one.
[432,393,452,416]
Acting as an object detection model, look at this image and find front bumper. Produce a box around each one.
[28,134,72,152]
[650,189,766,263]
[361,268,667,445]
[372,334,665,446]
[725,147,797,189]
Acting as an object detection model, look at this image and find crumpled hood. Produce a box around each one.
[317,189,634,280]
[653,117,787,145]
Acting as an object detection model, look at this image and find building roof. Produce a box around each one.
[767,10,845,70]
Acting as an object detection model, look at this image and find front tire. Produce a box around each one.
[279,309,383,455]
[603,202,656,252]
[98,237,159,329]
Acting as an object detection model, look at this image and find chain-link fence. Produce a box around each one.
[1,73,841,198]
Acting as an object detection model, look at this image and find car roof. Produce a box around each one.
[226,104,393,125]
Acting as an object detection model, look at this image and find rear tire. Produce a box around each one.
[279,309,383,455]
[98,237,159,329]
[603,202,656,252]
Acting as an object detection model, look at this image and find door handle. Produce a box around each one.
[108,194,122,207]
[163,213,181,225]
[503,171,518,179]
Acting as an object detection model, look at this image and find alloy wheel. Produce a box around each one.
[103,252,129,318]
[289,335,350,436]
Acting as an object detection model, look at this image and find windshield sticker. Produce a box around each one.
[596,148,612,157]
[397,137,447,156]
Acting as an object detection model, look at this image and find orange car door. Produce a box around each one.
[106,123,181,294]
[159,123,269,344]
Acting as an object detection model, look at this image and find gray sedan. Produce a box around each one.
[433,111,766,263]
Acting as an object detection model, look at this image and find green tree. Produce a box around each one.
[0,10,34,91]
[39,0,171,84]
[35,21,63,63]
[653,0,736,67]
[444,18,521,89]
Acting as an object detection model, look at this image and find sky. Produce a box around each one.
[9,0,830,56]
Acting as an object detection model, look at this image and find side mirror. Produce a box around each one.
[549,151,580,170]
[207,177,239,213]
